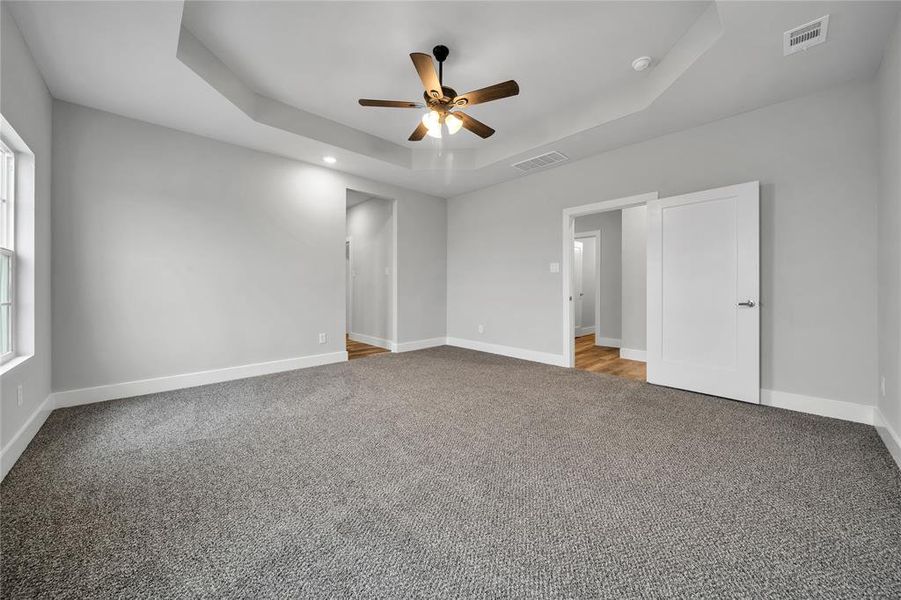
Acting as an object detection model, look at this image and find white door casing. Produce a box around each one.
[562,192,658,368]
[646,181,760,403]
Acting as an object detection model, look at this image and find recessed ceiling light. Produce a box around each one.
[632,56,652,72]
[323,156,337,164]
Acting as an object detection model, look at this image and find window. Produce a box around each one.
[0,139,14,363]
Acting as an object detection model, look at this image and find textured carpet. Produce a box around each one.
[2,347,900,598]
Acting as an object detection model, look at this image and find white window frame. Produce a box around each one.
[0,139,15,365]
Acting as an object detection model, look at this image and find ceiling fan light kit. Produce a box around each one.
[358,44,519,142]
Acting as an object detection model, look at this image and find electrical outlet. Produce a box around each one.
[17,385,23,407]
[318,333,327,344]
[550,262,560,273]
[477,324,484,334]
[881,376,886,398]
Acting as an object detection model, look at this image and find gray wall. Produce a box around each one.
[447,81,879,408]
[0,5,53,448]
[620,206,647,354]
[877,16,901,435]
[575,211,621,342]
[346,196,393,342]
[51,102,446,392]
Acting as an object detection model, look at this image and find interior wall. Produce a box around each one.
[877,15,901,441]
[620,206,647,355]
[346,196,393,344]
[447,81,879,409]
[0,5,53,450]
[51,101,446,393]
[575,211,621,343]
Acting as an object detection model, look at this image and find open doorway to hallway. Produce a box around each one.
[569,204,648,381]
[346,190,396,360]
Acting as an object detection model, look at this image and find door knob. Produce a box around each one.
[738,300,756,307]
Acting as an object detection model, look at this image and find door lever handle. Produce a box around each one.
[738,300,756,307]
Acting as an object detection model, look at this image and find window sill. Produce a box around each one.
[0,354,34,377]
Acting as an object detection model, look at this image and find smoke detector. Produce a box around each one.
[632,56,652,72]
[784,15,829,56]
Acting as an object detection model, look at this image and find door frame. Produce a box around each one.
[562,191,658,368]
[574,230,601,339]
[345,190,398,351]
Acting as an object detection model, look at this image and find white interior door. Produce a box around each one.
[647,181,760,403]
[573,240,584,332]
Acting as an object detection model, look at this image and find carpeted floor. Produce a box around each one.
[2,347,900,598]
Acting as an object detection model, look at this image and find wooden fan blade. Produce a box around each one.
[410,53,442,99]
[453,80,519,107]
[359,99,423,108]
[454,111,495,138]
[408,122,429,141]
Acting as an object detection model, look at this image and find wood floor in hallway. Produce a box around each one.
[574,334,646,381]
[347,335,391,360]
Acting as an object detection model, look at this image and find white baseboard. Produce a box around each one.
[394,337,446,352]
[52,351,348,409]
[575,326,596,337]
[760,389,873,425]
[596,337,622,348]
[348,332,393,351]
[1,394,54,481]
[619,348,647,362]
[446,337,564,367]
[874,407,901,471]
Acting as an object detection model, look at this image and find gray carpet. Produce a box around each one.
[2,347,900,599]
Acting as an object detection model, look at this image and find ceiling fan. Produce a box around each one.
[358,45,519,141]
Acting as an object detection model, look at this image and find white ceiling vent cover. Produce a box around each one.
[512,151,569,173]
[784,15,829,56]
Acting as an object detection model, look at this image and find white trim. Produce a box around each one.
[563,192,658,368]
[393,337,446,352]
[575,326,596,337]
[446,337,564,367]
[760,389,873,425]
[1,394,53,481]
[596,337,622,348]
[348,332,392,351]
[874,407,901,471]
[51,351,348,409]
[619,348,647,362]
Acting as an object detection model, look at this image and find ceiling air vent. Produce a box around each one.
[784,15,829,56]
[512,151,569,173]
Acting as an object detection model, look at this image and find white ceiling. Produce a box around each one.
[7,1,901,197]
[182,1,708,151]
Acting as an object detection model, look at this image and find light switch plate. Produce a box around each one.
[550,262,560,273]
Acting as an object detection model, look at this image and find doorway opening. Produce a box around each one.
[562,192,657,379]
[346,189,397,360]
